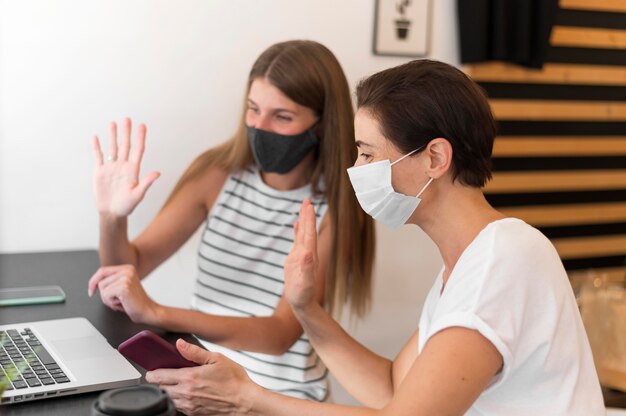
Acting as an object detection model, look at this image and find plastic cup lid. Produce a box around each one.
[94,385,172,416]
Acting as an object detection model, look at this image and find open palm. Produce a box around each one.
[92,118,160,217]
[284,199,319,310]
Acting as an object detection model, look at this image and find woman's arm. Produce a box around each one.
[147,328,502,416]
[151,212,332,354]
[124,164,226,278]
[284,201,503,410]
[251,327,502,415]
[146,200,503,415]
[293,302,395,408]
[93,118,227,277]
[93,119,155,267]
[91,208,333,355]
[283,200,394,407]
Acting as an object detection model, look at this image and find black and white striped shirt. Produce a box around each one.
[192,166,330,401]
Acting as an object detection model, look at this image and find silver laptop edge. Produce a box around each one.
[1,317,141,404]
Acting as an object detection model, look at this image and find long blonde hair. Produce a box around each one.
[165,40,375,317]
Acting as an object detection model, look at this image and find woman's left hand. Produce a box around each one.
[88,264,161,325]
[283,199,319,312]
[146,339,257,415]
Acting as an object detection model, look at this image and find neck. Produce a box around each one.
[260,152,316,191]
[411,183,505,290]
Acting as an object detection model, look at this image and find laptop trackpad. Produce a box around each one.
[52,336,116,361]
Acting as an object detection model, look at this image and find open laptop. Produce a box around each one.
[0,317,141,404]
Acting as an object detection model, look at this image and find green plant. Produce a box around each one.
[0,333,35,398]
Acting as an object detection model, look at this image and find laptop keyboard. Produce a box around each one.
[0,328,70,391]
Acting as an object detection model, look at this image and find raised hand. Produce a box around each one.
[284,199,319,312]
[92,118,160,217]
[88,264,161,325]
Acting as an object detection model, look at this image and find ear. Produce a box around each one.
[424,138,452,179]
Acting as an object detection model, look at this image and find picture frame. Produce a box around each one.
[373,0,431,57]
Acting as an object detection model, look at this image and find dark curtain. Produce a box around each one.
[457,0,560,68]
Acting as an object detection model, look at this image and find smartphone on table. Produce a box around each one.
[0,285,66,306]
[118,330,199,371]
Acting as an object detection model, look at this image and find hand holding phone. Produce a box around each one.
[118,330,199,371]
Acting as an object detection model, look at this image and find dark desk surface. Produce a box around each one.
[0,250,192,415]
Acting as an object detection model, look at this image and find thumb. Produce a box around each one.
[176,338,214,365]
[135,171,160,197]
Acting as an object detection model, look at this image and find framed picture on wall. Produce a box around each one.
[373,0,431,57]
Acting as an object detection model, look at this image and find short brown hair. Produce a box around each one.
[356,59,496,188]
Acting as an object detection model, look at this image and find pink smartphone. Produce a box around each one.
[118,330,198,371]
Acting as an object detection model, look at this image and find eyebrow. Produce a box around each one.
[355,140,375,148]
[247,99,297,115]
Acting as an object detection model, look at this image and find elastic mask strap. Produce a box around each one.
[416,177,434,198]
[391,145,424,166]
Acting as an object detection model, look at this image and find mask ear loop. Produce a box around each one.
[390,145,424,166]
[416,177,434,198]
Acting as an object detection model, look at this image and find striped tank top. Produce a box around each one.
[191,165,330,401]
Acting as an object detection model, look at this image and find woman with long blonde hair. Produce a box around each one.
[88,40,375,401]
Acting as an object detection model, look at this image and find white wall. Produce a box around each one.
[0,0,458,405]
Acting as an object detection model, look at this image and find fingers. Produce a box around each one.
[96,269,144,314]
[92,136,104,166]
[293,220,299,240]
[134,171,161,198]
[119,117,132,161]
[176,339,213,365]
[303,201,318,254]
[108,121,118,161]
[145,368,181,386]
[88,265,133,296]
[88,267,109,297]
[296,200,308,247]
[104,118,146,163]
[130,123,147,166]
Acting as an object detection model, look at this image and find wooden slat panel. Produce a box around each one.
[490,100,626,121]
[499,202,626,226]
[569,267,626,284]
[493,136,626,156]
[466,63,626,86]
[485,170,626,193]
[553,234,626,258]
[560,0,626,13]
[551,26,626,49]
[597,367,626,393]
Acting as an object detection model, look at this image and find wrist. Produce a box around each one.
[238,381,266,415]
[291,301,323,324]
[99,212,127,224]
[147,303,167,327]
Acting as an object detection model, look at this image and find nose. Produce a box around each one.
[248,112,272,131]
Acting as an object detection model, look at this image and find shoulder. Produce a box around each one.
[479,218,559,268]
[449,218,566,304]
[176,164,234,209]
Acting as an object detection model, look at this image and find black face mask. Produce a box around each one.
[246,126,320,174]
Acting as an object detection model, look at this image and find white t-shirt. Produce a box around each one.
[418,218,605,415]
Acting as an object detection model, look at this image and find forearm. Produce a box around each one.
[98,214,138,268]
[246,384,380,416]
[153,306,298,355]
[293,303,394,408]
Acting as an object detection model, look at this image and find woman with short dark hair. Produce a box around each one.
[146,59,604,415]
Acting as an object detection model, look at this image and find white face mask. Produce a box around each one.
[347,147,434,229]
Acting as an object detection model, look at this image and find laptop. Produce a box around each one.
[0,317,141,404]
